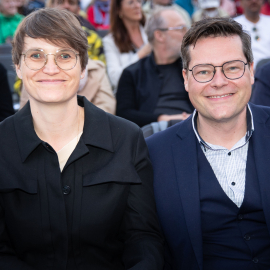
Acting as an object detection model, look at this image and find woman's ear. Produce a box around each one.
[15,64,22,79]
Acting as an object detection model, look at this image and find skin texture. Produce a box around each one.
[183,35,254,149]
[119,0,143,22]
[16,37,85,105]
[0,0,17,16]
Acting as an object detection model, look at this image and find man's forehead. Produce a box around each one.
[188,35,245,65]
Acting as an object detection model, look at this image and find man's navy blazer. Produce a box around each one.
[146,103,270,270]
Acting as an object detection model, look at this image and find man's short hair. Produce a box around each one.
[145,8,173,44]
[12,8,88,70]
[181,17,253,70]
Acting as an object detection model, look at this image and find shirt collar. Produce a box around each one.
[192,104,254,150]
[14,96,114,163]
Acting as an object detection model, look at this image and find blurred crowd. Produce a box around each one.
[1,0,270,136]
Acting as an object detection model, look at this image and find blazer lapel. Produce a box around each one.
[250,104,270,232]
[171,118,203,270]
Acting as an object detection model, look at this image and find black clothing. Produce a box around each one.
[0,63,14,121]
[116,52,193,127]
[0,96,164,270]
[154,60,193,115]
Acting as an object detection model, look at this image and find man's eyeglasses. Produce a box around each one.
[21,48,79,71]
[189,60,248,83]
[157,25,187,32]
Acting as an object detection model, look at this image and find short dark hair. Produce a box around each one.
[12,8,88,70]
[181,17,253,70]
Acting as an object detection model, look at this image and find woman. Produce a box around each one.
[0,8,164,269]
[103,0,151,90]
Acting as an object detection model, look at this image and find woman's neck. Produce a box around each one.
[122,19,143,48]
[30,97,84,152]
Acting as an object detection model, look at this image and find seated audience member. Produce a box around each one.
[142,0,191,28]
[0,63,14,121]
[20,59,116,114]
[103,0,151,90]
[116,8,194,127]
[0,0,23,44]
[234,0,270,68]
[250,61,270,106]
[87,0,110,30]
[48,0,106,63]
[192,0,229,22]
[16,0,28,15]
[261,0,270,15]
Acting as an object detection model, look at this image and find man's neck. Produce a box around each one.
[244,12,260,24]
[197,108,247,150]
[153,48,179,65]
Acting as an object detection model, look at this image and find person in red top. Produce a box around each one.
[87,0,110,30]
[261,0,270,15]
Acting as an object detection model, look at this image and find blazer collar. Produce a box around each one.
[14,96,114,163]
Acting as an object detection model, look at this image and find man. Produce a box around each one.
[116,9,194,127]
[234,0,270,68]
[146,17,270,269]
[143,0,191,28]
[47,0,106,63]
[0,0,23,44]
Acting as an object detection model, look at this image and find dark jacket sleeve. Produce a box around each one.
[116,69,160,127]
[121,128,164,269]
[250,63,270,106]
[0,203,35,270]
[0,64,14,122]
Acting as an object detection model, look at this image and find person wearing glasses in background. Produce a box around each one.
[146,17,270,269]
[0,8,164,269]
[234,0,270,69]
[117,9,193,128]
[103,0,152,91]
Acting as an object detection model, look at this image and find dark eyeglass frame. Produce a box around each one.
[21,48,79,71]
[188,60,248,83]
[157,25,187,32]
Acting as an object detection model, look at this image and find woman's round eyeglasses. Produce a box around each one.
[21,49,79,71]
[189,60,248,83]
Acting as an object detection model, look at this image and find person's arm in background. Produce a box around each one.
[116,68,161,127]
[103,34,151,90]
[0,64,14,121]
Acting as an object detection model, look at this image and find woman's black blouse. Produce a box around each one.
[0,96,164,270]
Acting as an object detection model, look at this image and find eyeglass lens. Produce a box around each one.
[24,49,77,70]
[192,60,246,83]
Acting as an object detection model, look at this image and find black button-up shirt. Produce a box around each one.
[0,96,164,270]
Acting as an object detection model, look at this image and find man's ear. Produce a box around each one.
[15,64,22,79]
[249,62,254,85]
[182,68,188,92]
[154,30,165,43]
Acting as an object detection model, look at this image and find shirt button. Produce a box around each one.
[238,214,244,220]
[244,235,251,240]
[63,185,71,195]
[231,182,236,186]
[228,152,231,156]
[252,257,259,263]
